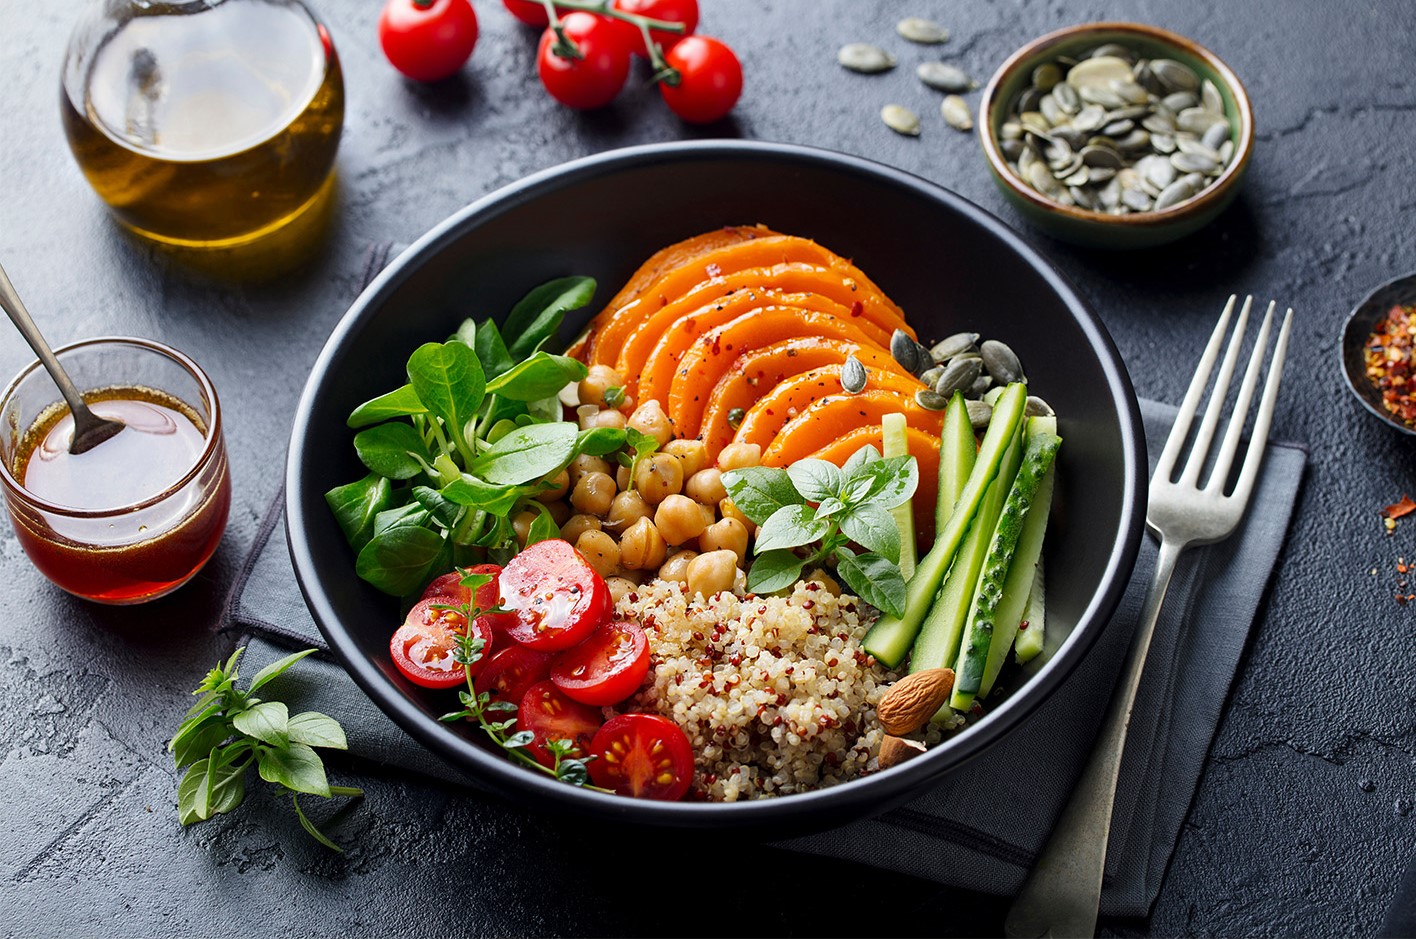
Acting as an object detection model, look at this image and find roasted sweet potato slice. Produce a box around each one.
[733,368,927,454]
[761,392,944,467]
[807,425,942,548]
[662,307,882,437]
[699,339,914,458]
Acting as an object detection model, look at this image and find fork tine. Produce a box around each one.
[1204,301,1276,492]
[1229,307,1293,507]
[1178,296,1252,486]
[1154,295,1236,481]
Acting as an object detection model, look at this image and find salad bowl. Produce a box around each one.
[286,140,1145,831]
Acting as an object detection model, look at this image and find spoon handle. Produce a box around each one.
[0,262,90,417]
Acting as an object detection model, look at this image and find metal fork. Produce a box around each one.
[1004,296,1294,939]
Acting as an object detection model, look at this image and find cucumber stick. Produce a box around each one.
[862,383,1028,667]
[949,427,1062,710]
[979,449,1057,698]
[935,393,977,533]
[1014,558,1046,664]
[881,413,917,581]
[908,423,1024,683]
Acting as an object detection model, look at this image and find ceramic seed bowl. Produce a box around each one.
[979,22,1255,249]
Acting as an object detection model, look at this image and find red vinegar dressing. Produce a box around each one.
[20,395,207,509]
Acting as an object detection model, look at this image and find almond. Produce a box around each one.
[876,667,955,735]
[878,735,928,770]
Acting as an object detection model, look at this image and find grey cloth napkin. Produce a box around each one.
[223,244,1308,916]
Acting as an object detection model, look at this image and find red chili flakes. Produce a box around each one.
[849,300,864,318]
[1383,495,1416,520]
[1366,304,1416,428]
[1018,619,1031,631]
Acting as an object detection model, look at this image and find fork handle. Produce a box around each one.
[1004,536,1185,939]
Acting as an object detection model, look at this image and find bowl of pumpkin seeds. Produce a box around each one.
[979,22,1253,249]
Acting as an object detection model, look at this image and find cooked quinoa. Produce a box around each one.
[618,575,929,802]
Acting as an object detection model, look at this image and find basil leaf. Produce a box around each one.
[486,352,588,402]
[206,757,247,818]
[842,443,881,476]
[721,466,803,525]
[171,715,231,770]
[347,384,427,428]
[502,276,597,360]
[288,712,348,750]
[839,502,902,564]
[787,459,843,503]
[836,551,907,618]
[814,497,847,519]
[355,523,447,596]
[412,485,463,528]
[504,730,535,749]
[471,422,578,485]
[325,474,393,551]
[556,760,589,786]
[178,759,212,825]
[474,319,515,382]
[353,422,430,481]
[232,701,290,747]
[256,742,331,797]
[441,474,523,516]
[407,341,486,445]
[846,454,919,509]
[248,648,318,693]
[746,550,807,593]
[292,794,344,852]
[576,426,627,457]
[754,504,833,553]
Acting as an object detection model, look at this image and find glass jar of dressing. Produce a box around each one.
[60,0,344,248]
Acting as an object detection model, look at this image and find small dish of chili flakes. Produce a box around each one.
[1342,272,1416,437]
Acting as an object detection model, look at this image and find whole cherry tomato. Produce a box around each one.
[379,0,479,83]
[503,0,551,27]
[611,0,698,56]
[658,35,741,124]
[536,12,633,110]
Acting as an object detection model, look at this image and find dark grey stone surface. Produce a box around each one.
[1,1,1413,936]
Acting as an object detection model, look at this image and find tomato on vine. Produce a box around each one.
[610,0,698,56]
[536,12,634,110]
[657,36,742,124]
[503,0,552,27]
[379,0,479,83]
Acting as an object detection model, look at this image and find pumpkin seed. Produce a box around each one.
[1090,43,1136,62]
[882,104,922,136]
[1066,55,1133,93]
[979,339,1025,384]
[930,331,979,361]
[1202,121,1230,152]
[1101,118,1135,137]
[941,95,973,131]
[1176,136,1222,162]
[965,399,994,430]
[920,365,945,387]
[1025,395,1055,417]
[916,389,951,412]
[1052,82,1081,113]
[1142,112,1176,134]
[1001,139,1025,161]
[1151,58,1200,93]
[935,357,983,397]
[969,375,994,397]
[841,356,868,394]
[1219,139,1235,164]
[891,329,920,373]
[914,341,937,374]
[1177,106,1226,135]
[1122,187,1153,212]
[1040,94,1066,127]
[1201,78,1225,114]
[917,61,976,92]
[1032,62,1062,91]
[1171,151,1218,174]
[1151,132,1177,154]
[839,43,896,74]
[897,17,949,44]
[1162,91,1200,112]
[727,407,745,429]
[1153,177,1196,211]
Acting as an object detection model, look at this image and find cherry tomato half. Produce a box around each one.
[551,619,650,706]
[478,644,554,708]
[536,12,633,110]
[658,35,741,124]
[503,0,550,26]
[500,539,612,651]
[390,597,493,689]
[421,571,471,605]
[611,0,698,56]
[518,680,603,768]
[379,0,479,83]
[588,714,694,800]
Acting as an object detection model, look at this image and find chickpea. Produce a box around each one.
[658,549,698,585]
[698,503,717,528]
[663,438,707,479]
[699,517,749,564]
[547,500,571,526]
[536,469,570,503]
[686,549,739,598]
[578,364,624,410]
[654,494,708,546]
[576,529,620,578]
[684,467,728,504]
[605,576,637,606]
[719,496,755,533]
[718,442,762,471]
[634,453,684,505]
[606,490,651,532]
[627,398,674,447]
[568,453,611,487]
[580,408,627,431]
[619,517,668,570]
[561,513,601,544]
[616,464,631,491]
[512,509,537,547]
[571,471,616,516]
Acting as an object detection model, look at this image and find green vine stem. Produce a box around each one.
[537,0,687,61]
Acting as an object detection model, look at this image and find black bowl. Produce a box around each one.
[287,140,1146,832]
[1341,272,1416,437]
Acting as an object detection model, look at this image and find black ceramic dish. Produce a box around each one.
[1341,272,1416,437]
[286,140,1146,833]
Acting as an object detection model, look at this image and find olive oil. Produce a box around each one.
[60,0,343,247]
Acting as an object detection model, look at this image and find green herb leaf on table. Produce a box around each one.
[257,742,331,797]
[325,474,393,551]
[501,276,596,360]
[347,383,427,428]
[231,701,290,747]
[288,712,349,749]
[720,466,804,525]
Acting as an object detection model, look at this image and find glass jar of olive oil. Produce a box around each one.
[60,0,344,248]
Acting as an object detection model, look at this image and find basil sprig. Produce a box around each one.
[326,276,610,599]
[722,445,918,617]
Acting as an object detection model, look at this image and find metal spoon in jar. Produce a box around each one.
[0,262,124,454]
